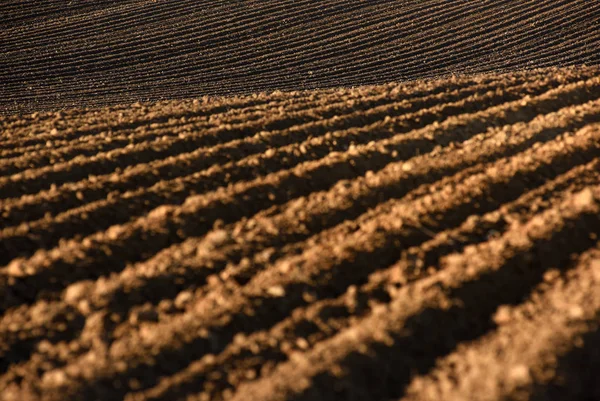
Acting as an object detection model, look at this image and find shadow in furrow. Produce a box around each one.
[0,78,495,223]
[0,71,489,199]
[0,306,85,375]
[0,90,541,285]
[100,127,600,320]
[0,96,272,152]
[62,145,600,400]
[526,322,600,401]
[287,212,600,401]
[96,166,599,401]
[3,96,597,315]
[0,86,366,156]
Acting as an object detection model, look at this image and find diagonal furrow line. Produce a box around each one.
[2,75,598,295]
[6,123,598,401]
[266,4,599,101]
[63,99,600,322]
[0,78,400,148]
[122,159,600,401]
[525,321,600,401]
[199,0,562,84]
[225,185,600,401]
[3,101,598,385]
[187,5,600,96]
[0,73,529,226]
[0,0,536,95]
[402,249,600,401]
[2,0,378,57]
[355,0,592,78]
[0,73,512,176]
[1,0,135,26]
[3,0,571,96]
[0,0,540,103]
[0,74,556,232]
[2,105,598,382]
[0,83,334,141]
[0,90,390,180]
[5,0,572,97]
[0,95,397,175]
[0,70,523,198]
[0,67,554,162]
[1,0,281,39]
[1,77,384,145]
[0,77,542,231]
[0,0,467,80]
[0,0,386,79]
[3,75,594,300]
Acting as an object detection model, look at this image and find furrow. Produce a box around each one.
[0,0,380,82]
[0,0,544,101]
[0,71,513,198]
[3,122,597,401]
[0,0,133,26]
[402,251,600,401]
[121,160,600,401]
[48,98,600,323]
[0,73,509,176]
[187,0,564,85]
[3,75,597,299]
[4,0,568,91]
[0,74,554,252]
[0,73,524,227]
[225,185,600,401]
[1,0,578,97]
[2,103,598,382]
[2,0,366,54]
[0,67,556,161]
[0,95,387,175]
[0,0,536,101]
[0,80,391,147]
[0,0,469,79]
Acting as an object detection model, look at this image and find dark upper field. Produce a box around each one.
[1,0,599,113]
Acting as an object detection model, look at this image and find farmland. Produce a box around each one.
[1,0,599,113]
[1,66,600,400]
[1,0,600,400]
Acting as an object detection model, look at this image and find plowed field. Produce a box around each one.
[2,0,600,400]
[1,65,600,401]
[1,0,600,113]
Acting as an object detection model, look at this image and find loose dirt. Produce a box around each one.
[1,65,599,401]
[2,0,600,399]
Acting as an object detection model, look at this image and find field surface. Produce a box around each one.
[1,0,600,113]
[1,66,600,400]
[2,0,600,400]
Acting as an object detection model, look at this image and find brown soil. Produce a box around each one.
[1,0,600,113]
[1,65,599,401]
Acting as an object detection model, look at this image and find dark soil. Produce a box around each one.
[1,0,600,113]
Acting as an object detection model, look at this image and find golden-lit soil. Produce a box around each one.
[1,66,599,400]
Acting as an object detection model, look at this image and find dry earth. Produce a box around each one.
[1,1,600,401]
[1,66,600,401]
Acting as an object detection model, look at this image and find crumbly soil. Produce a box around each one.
[1,65,599,401]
